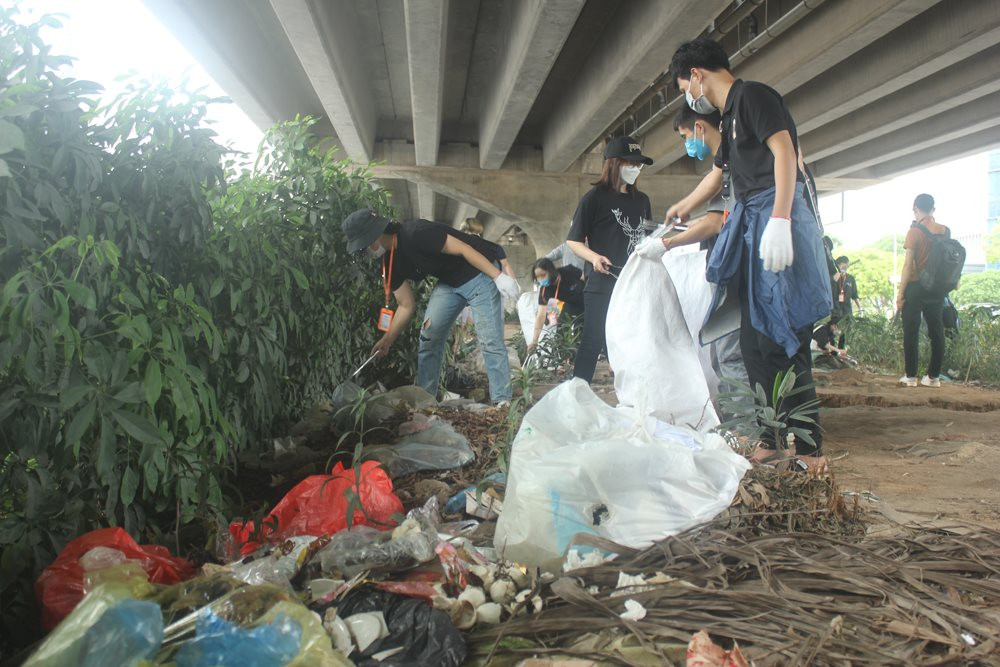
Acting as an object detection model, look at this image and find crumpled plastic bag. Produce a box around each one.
[316,586,466,667]
[174,611,302,666]
[606,237,719,431]
[495,379,750,570]
[312,498,440,578]
[36,527,195,629]
[229,461,404,557]
[25,583,163,667]
[364,416,474,477]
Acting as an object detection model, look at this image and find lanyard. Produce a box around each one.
[381,238,396,307]
[543,275,561,302]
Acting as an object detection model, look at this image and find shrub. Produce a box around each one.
[0,8,419,649]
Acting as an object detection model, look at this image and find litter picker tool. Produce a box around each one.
[351,351,379,379]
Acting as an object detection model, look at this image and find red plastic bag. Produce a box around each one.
[229,461,404,557]
[35,527,195,630]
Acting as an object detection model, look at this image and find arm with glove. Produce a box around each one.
[442,235,521,300]
[759,130,798,273]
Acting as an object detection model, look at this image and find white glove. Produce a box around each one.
[494,273,521,301]
[759,217,794,272]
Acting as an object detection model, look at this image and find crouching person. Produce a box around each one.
[342,208,521,405]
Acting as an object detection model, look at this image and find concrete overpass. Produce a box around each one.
[144,0,1000,257]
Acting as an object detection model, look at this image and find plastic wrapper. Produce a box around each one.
[36,527,196,629]
[174,611,302,666]
[313,498,440,578]
[495,379,751,571]
[228,461,404,557]
[227,536,327,589]
[25,583,162,667]
[363,417,474,477]
[158,583,349,666]
[152,574,247,626]
[323,587,466,667]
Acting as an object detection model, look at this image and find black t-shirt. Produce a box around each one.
[833,273,859,315]
[537,266,584,317]
[714,80,803,200]
[568,186,652,293]
[389,220,500,290]
[812,324,834,350]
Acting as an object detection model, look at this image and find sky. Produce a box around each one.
[14,0,264,154]
[12,0,995,255]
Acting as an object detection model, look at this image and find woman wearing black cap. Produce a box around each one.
[566,135,653,383]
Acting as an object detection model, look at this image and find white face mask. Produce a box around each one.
[620,165,641,185]
[367,244,386,260]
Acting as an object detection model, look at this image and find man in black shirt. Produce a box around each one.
[665,38,832,468]
[342,209,521,404]
[832,255,860,348]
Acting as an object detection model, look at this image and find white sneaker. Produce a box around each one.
[899,376,918,387]
[920,375,941,388]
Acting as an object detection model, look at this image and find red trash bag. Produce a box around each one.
[35,526,196,630]
[229,461,404,557]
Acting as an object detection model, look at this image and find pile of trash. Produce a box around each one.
[23,375,761,666]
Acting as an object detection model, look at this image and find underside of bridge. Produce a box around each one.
[144,0,1000,257]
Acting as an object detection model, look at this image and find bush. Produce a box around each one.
[952,270,1000,306]
[843,313,1000,385]
[0,9,420,649]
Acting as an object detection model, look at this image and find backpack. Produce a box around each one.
[915,223,965,294]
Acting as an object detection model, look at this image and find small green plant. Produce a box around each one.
[716,369,821,464]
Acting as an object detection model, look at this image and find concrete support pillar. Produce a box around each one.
[270,0,376,162]
[404,0,448,167]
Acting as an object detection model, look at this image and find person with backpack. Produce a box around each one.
[898,193,965,387]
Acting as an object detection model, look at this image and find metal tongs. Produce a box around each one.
[351,351,379,378]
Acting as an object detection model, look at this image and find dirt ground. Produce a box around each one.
[529,356,1000,529]
[815,368,1000,529]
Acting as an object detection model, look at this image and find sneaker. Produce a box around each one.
[899,376,918,387]
[920,375,941,388]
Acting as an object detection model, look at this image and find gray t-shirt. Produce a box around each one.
[700,193,728,252]
[544,242,586,271]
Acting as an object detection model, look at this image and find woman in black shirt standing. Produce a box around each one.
[566,135,653,383]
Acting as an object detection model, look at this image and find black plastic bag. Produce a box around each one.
[315,587,466,667]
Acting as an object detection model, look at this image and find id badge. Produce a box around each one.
[377,307,395,332]
[838,292,845,303]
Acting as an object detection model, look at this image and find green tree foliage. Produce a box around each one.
[985,226,1000,267]
[0,8,415,648]
[953,270,1000,306]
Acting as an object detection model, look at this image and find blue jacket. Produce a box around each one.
[706,183,832,357]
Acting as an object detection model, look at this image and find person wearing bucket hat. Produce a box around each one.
[342,208,520,404]
[565,134,653,383]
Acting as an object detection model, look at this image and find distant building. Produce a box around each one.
[989,150,1000,270]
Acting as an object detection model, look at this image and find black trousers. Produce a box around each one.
[902,282,945,379]
[739,261,822,456]
[573,290,612,383]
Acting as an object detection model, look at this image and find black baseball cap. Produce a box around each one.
[604,135,653,165]
[342,208,391,253]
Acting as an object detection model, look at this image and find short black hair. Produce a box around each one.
[836,255,849,265]
[672,105,722,133]
[914,193,935,213]
[669,38,731,87]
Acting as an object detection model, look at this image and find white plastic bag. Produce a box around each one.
[517,289,552,367]
[606,238,718,430]
[494,379,750,571]
[662,248,720,397]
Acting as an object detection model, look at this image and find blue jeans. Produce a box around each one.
[417,273,512,403]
